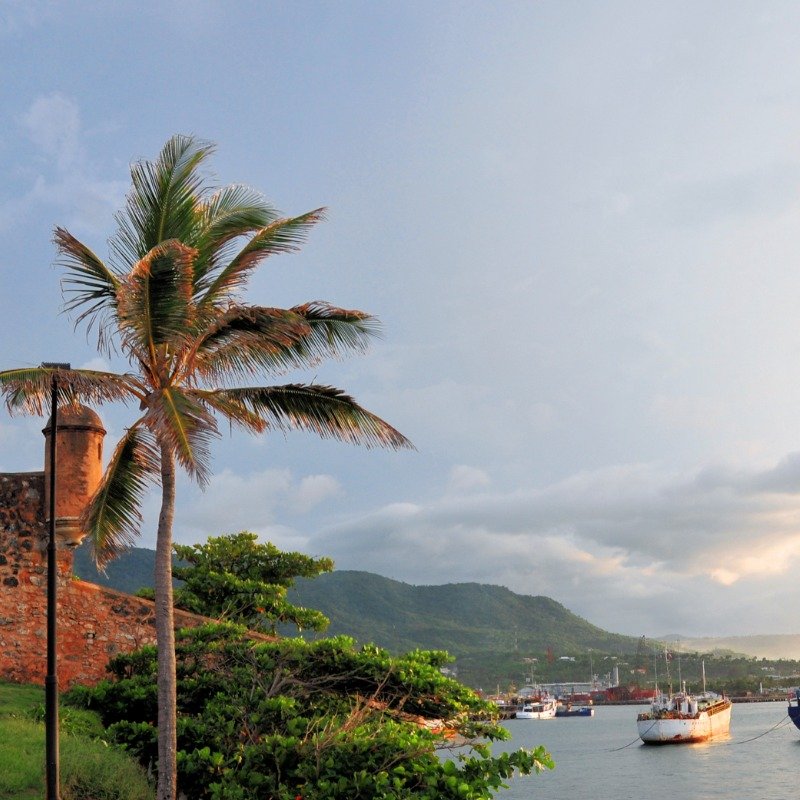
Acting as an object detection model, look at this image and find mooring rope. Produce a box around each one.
[609,719,659,751]
[727,713,794,746]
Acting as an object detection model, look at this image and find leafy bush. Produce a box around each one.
[71,625,552,799]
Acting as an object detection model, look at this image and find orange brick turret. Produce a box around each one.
[0,407,214,687]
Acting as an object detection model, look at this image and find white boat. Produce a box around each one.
[515,697,557,719]
[636,690,731,744]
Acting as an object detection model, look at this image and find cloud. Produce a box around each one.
[286,474,342,514]
[446,465,491,494]
[0,94,125,235]
[0,1,57,35]
[20,93,82,172]
[308,454,800,637]
[173,467,343,547]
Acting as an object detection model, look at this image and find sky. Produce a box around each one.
[3,1,800,639]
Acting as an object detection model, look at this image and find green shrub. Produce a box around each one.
[61,737,154,800]
[79,626,552,799]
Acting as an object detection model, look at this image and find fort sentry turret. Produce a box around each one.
[42,404,106,548]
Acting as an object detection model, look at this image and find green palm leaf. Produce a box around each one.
[116,240,197,359]
[110,135,213,268]
[217,384,413,450]
[191,303,380,383]
[185,388,268,434]
[0,366,140,416]
[83,424,159,566]
[198,209,325,306]
[55,227,121,347]
[144,387,219,484]
[290,301,380,358]
[188,305,312,383]
[192,185,280,289]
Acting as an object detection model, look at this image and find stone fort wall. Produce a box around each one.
[0,457,210,688]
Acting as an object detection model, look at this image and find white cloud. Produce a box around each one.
[173,467,343,543]
[0,94,126,236]
[286,474,342,514]
[446,465,491,494]
[309,453,800,637]
[79,357,111,372]
[20,93,82,172]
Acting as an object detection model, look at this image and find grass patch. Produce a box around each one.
[0,681,153,800]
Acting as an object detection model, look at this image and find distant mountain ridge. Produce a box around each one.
[73,543,160,595]
[76,545,800,659]
[287,569,641,656]
[73,544,640,654]
[665,634,800,661]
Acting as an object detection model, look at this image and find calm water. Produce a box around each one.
[492,702,798,800]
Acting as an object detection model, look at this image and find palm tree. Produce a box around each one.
[0,135,411,800]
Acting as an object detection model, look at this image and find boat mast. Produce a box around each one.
[653,642,659,694]
[701,660,706,694]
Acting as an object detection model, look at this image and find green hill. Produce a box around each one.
[287,570,639,655]
[285,571,644,687]
[72,543,161,595]
[70,546,643,687]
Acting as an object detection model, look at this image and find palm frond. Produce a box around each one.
[289,301,380,359]
[192,185,280,289]
[83,424,159,567]
[186,388,268,435]
[0,366,140,416]
[116,240,197,357]
[190,303,379,383]
[198,209,325,306]
[187,305,312,384]
[217,384,414,450]
[55,228,121,350]
[109,134,213,269]
[143,387,219,484]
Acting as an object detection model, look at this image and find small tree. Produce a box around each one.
[172,532,333,633]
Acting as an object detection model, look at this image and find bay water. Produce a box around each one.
[492,702,797,799]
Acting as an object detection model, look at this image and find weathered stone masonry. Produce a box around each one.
[0,407,207,688]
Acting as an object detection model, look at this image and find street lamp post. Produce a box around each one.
[42,361,70,800]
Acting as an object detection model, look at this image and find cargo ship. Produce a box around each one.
[636,688,731,744]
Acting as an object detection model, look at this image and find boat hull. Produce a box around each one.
[788,698,800,731]
[556,706,594,717]
[637,701,731,744]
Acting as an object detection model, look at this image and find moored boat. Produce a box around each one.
[515,697,557,719]
[555,701,594,717]
[636,690,731,744]
[788,690,800,731]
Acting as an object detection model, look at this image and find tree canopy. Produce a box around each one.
[172,532,333,633]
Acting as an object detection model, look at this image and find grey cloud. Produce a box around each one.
[308,454,800,636]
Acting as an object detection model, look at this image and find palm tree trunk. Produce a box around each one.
[155,442,177,800]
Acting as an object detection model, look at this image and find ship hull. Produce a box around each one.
[788,697,800,730]
[555,706,594,717]
[637,701,731,744]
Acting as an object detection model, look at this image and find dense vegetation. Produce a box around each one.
[67,625,552,799]
[67,535,552,799]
